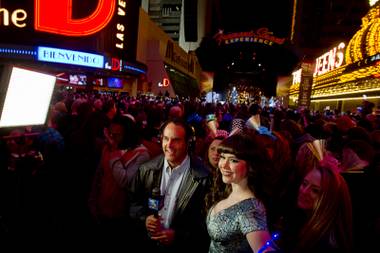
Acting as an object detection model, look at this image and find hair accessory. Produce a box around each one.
[307,139,341,172]
[229,118,245,136]
[319,154,341,173]
[206,114,217,137]
[206,114,216,122]
[306,139,326,161]
[257,126,277,140]
[246,115,261,130]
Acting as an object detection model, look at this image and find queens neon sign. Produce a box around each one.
[314,42,345,77]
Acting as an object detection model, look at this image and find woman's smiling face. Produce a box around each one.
[297,168,322,210]
[218,153,248,185]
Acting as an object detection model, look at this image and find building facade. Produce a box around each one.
[289,2,380,112]
[136,8,202,97]
[141,0,209,52]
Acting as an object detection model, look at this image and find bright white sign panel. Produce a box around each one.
[0,67,56,127]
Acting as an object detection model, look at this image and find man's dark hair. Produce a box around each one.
[159,118,194,142]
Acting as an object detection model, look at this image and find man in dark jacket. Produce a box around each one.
[129,119,210,253]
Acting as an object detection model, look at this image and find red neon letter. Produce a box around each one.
[35,0,116,36]
[163,78,170,87]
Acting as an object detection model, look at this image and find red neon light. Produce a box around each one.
[163,78,170,87]
[35,0,116,36]
[111,58,121,71]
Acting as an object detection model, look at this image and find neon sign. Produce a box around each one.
[213,28,286,46]
[115,0,126,49]
[104,57,146,74]
[37,46,104,68]
[34,0,116,36]
[313,42,345,77]
[104,57,123,71]
[158,78,170,87]
[0,7,27,28]
[292,68,302,85]
[1,0,117,36]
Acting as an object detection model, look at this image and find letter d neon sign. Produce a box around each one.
[35,0,116,36]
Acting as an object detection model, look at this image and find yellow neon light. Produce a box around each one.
[312,95,380,102]
[290,0,298,43]
[370,0,379,7]
[346,4,380,63]
[311,87,380,98]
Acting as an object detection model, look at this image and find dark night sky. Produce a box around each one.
[211,0,294,37]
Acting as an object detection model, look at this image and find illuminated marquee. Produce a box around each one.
[213,28,286,46]
[115,0,126,49]
[37,46,104,68]
[0,1,142,72]
[313,42,345,77]
[158,78,170,87]
[104,57,146,74]
[104,57,123,71]
[34,0,116,36]
[292,68,302,85]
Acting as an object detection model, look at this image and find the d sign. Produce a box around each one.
[35,0,116,36]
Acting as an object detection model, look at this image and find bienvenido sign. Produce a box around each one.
[37,46,104,68]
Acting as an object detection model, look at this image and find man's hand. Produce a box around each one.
[145,215,161,237]
[151,228,175,245]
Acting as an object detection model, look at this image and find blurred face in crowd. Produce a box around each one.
[109,104,117,119]
[208,139,223,169]
[297,168,322,210]
[218,153,248,185]
[162,122,188,168]
[109,123,124,146]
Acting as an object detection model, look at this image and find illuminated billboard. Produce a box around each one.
[37,46,104,68]
[0,0,141,60]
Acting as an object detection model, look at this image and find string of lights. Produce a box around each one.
[257,232,281,253]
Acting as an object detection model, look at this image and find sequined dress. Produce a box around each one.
[206,197,268,253]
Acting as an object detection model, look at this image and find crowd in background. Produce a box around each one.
[0,89,379,252]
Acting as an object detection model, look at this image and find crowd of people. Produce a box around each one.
[0,89,379,252]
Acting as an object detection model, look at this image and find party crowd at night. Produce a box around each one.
[0,0,379,252]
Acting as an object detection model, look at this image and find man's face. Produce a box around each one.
[162,122,188,168]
